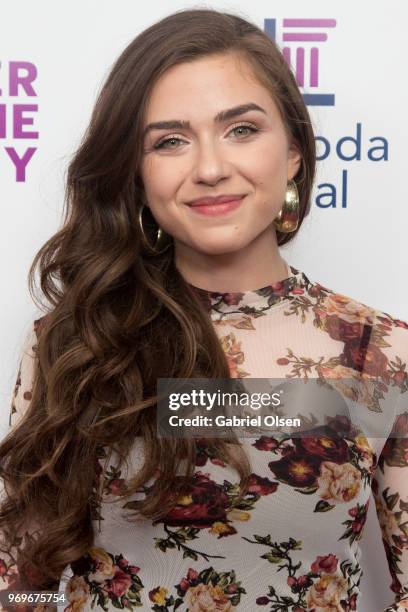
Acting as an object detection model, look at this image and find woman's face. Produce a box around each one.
[140,52,302,256]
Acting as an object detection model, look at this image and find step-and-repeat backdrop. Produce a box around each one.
[1,1,406,609]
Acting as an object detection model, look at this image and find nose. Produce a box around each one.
[192,139,230,185]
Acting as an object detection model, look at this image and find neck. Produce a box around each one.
[174,228,289,292]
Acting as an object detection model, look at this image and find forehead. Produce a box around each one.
[143,52,280,121]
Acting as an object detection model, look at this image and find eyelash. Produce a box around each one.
[153,122,259,150]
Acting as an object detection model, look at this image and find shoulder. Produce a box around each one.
[303,272,408,385]
[304,271,407,331]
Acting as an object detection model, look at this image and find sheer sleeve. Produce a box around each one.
[372,321,408,612]
[8,323,38,430]
[0,321,40,608]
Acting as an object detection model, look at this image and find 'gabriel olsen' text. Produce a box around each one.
[168,414,301,428]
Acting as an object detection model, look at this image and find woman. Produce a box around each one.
[1,8,407,611]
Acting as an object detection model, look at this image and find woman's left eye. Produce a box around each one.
[230,124,258,138]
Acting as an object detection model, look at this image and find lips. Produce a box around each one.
[187,196,245,217]
[188,194,245,207]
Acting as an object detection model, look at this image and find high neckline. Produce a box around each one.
[187,261,312,320]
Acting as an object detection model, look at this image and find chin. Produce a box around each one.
[192,239,247,256]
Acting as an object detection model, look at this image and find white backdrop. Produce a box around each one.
[1,1,407,609]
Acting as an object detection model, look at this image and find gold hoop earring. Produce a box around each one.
[138,203,171,255]
[273,180,300,233]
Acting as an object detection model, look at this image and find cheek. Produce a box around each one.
[241,137,289,185]
[244,157,288,198]
[141,157,182,202]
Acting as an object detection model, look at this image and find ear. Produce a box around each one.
[287,141,302,181]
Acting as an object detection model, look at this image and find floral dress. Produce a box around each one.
[2,262,408,612]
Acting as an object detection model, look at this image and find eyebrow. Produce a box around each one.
[143,102,267,137]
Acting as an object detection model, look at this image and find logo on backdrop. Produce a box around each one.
[265,18,336,106]
[265,17,389,209]
[0,60,37,182]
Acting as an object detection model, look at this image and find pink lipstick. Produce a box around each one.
[187,194,245,216]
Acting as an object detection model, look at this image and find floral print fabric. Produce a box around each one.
[2,262,408,611]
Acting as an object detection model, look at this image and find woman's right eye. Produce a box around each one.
[153,136,184,150]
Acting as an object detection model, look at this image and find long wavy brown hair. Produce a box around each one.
[0,8,316,590]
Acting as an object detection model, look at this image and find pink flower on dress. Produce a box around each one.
[311,554,338,574]
[107,478,127,496]
[221,293,245,306]
[104,567,132,598]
